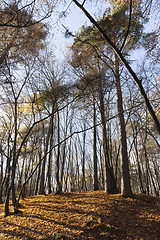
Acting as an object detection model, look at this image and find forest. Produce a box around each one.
[0,0,159,235]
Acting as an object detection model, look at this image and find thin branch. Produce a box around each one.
[120,0,132,51]
[0,12,51,28]
[82,0,87,6]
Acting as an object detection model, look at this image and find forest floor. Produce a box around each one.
[0,191,160,239]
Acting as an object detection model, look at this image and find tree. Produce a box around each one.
[1,6,49,216]
[69,0,155,197]
[72,0,160,134]
[70,46,118,193]
[0,2,48,68]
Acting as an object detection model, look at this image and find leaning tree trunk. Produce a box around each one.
[5,98,18,216]
[114,53,133,197]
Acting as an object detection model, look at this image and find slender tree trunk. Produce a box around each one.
[149,166,158,197]
[131,122,145,193]
[114,53,133,197]
[93,99,99,190]
[0,147,3,203]
[98,70,117,193]
[81,121,87,191]
[34,152,42,195]
[99,141,105,190]
[0,157,3,203]
[152,160,160,197]
[144,110,150,195]
[17,157,25,194]
[115,144,120,187]
[12,98,18,209]
[47,105,54,194]
[38,119,51,195]
[47,138,53,194]
[5,135,11,198]
[64,155,70,192]
[5,98,19,216]
[60,142,66,192]
[75,143,80,191]
[29,162,34,196]
[144,145,150,195]
[60,108,69,192]
[55,109,61,194]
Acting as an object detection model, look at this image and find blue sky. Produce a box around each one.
[49,1,159,61]
[49,1,109,59]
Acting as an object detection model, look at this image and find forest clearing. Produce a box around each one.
[0,191,160,239]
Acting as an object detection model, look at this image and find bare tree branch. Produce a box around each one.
[120,0,132,51]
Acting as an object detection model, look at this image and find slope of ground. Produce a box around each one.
[0,191,159,239]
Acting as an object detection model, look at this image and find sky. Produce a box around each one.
[49,0,110,60]
[48,0,159,62]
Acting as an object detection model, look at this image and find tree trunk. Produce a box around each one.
[93,99,99,190]
[47,105,54,194]
[60,107,69,192]
[55,109,61,194]
[5,135,12,198]
[17,157,25,195]
[75,143,80,191]
[12,98,18,209]
[47,140,53,194]
[34,152,42,195]
[98,68,118,193]
[0,148,3,203]
[38,119,51,195]
[5,98,18,216]
[81,121,87,191]
[115,144,120,188]
[131,122,145,194]
[114,53,133,197]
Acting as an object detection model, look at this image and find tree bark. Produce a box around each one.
[114,53,133,197]
[131,121,145,194]
[55,108,61,193]
[34,152,42,195]
[0,147,3,203]
[5,98,18,216]
[98,68,118,193]
[93,99,99,190]
[38,119,51,195]
[47,105,54,194]
[81,121,87,191]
